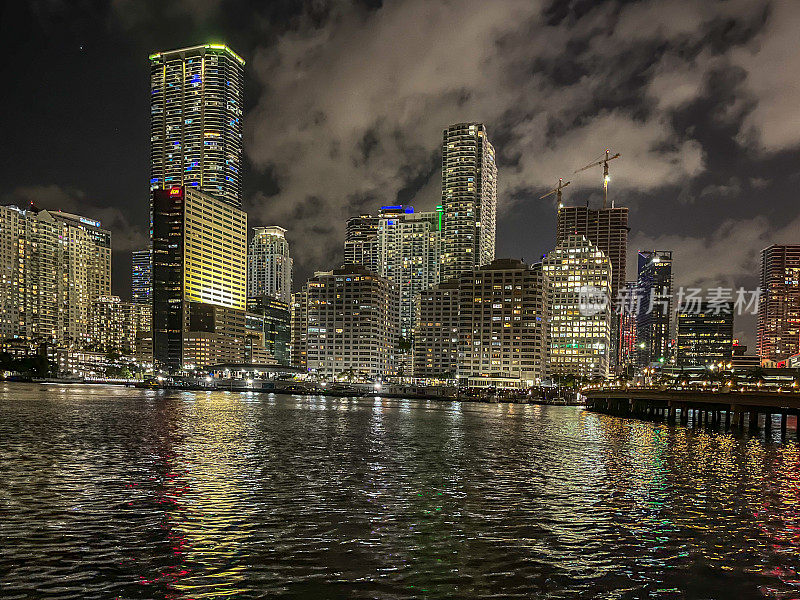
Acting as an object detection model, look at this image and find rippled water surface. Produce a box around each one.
[2,383,800,599]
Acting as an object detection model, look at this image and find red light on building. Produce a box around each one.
[169,187,183,197]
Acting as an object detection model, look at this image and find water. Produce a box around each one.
[1,383,799,599]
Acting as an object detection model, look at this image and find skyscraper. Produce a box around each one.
[131,249,151,305]
[343,214,380,274]
[152,186,247,371]
[636,250,673,366]
[758,244,800,364]
[556,205,628,300]
[149,44,245,208]
[376,205,441,339]
[676,302,733,367]
[248,226,293,305]
[557,204,628,371]
[440,123,497,281]
[543,234,612,379]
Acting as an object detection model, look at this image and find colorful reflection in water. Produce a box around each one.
[1,383,799,599]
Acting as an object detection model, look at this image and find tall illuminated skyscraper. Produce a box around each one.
[636,250,673,366]
[440,123,497,281]
[543,234,612,379]
[152,186,247,371]
[248,226,293,305]
[149,44,245,208]
[131,249,151,305]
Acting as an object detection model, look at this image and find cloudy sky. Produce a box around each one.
[2,0,799,346]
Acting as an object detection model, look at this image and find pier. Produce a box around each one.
[583,387,800,440]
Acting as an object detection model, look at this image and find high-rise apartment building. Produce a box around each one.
[149,44,245,208]
[131,249,152,305]
[758,245,800,364]
[343,214,380,274]
[342,205,442,338]
[413,280,460,380]
[543,234,612,379]
[0,205,111,347]
[89,296,151,355]
[618,281,639,370]
[456,259,548,388]
[152,186,247,371]
[377,206,441,338]
[299,265,398,378]
[636,250,673,366]
[676,302,733,367]
[248,226,293,305]
[440,123,497,281]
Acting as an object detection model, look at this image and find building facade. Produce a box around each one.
[636,250,673,366]
[131,249,152,305]
[152,186,247,371]
[412,280,460,380]
[343,214,380,274]
[456,259,548,388]
[376,206,441,339]
[247,295,291,365]
[543,234,612,380]
[89,296,152,355]
[290,289,308,369]
[440,123,497,281]
[0,205,111,347]
[248,226,293,305]
[758,245,800,364]
[149,44,245,208]
[300,265,398,378]
[676,302,733,367]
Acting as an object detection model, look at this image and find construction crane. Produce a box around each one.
[539,178,571,209]
[574,149,621,209]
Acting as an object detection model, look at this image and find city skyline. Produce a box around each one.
[4,1,800,354]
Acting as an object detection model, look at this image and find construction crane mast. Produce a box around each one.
[574,149,621,209]
[539,178,571,208]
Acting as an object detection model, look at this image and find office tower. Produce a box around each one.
[0,205,111,347]
[377,205,442,338]
[290,289,308,369]
[676,302,733,367]
[248,226,293,305]
[543,234,612,379]
[247,295,291,365]
[636,250,673,366]
[300,265,398,378]
[152,186,247,371]
[89,296,152,355]
[343,214,380,274]
[440,123,497,281]
[456,259,548,388]
[557,204,628,371]
[149,44,245,208]
[758,245,800,363]
[618,281,639,370]
[243,311,277,365]
[413,280,460,380]
[131,249,152,305]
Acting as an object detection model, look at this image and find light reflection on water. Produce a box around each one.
[1,383,799,599]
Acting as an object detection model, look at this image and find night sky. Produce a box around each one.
[2,0,799,348]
